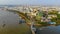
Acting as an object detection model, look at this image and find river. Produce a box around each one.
[0,10,31,34]
[0,10,60,34]
[36,26,60,34]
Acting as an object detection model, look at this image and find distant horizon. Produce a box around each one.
[0,0,60,6]
[0,5,60,7]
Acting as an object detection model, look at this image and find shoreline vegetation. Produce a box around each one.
[7,9,60,26]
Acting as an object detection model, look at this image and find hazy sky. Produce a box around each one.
[0,0,60,6]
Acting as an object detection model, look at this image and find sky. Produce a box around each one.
[0,0,60,6]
